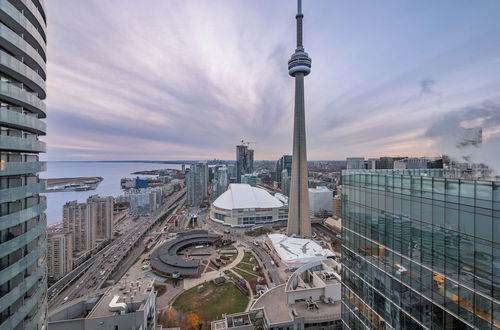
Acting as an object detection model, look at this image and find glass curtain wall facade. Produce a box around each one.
[341,169,499,330]
[0,0,48,329]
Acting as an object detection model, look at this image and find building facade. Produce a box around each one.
[236,145,253,183]
[0,0,49,328]
[241,173,257,187]
[47,229,73,282]
[276,155,292,184]
[87,194,113,242]
[63,201,91,254]
[341,169,499,329]
[308,186,333,216]
[186,163,209,206]
[346,157,365,170]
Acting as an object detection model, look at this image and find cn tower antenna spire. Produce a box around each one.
[296,0,304,50]
[287,0,312,237]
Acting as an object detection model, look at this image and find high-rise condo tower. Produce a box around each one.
[287,0,312,237]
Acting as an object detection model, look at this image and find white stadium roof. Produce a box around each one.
[213,184,283,210]
[268,233,335,267]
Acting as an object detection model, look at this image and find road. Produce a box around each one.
[48,189,186,310]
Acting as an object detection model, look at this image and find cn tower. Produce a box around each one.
[287,0,312,237]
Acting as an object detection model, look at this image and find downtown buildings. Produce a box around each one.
[236,144,254,183]
[63,195,113,263]
[186,163,209,206]
[0,0,49,328]
[341,169,499,329]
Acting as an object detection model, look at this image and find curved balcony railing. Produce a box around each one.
[0,265,45,313]
[0,220,45,260]
[21,298,46,330]
[0,181,46,204]
[0,23,46,79]
[0,49,46,97]
[0,245,44,286]
[0,198,46,231]
[19,0,46,41]
[0,161,46,177]
[0,135,46,153]
[0,0,46,59]
[0,81,46,116]
[0,279,45,330]
[0,108,46,135]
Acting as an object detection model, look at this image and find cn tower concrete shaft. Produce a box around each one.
[287,0,312,237]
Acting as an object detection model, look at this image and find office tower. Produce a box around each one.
[87,195,113,242]
[281,169,291,197]
[186,163,209,206]
[341,169,499,329]
[47,229,73,282]
[287,0,312,237]
[0,1,48,328]
[247,149,254,173]
[217,166,229,192]
[63,201,92,253]
[346,157,365,169]
[241,173,258,187]
[236,144,254,183]
[211,166,229,202]
[227,164,237,183]
[308,186,333,216]
[276,155,292,184]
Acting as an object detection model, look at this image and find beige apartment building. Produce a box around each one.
[47,228,73,282]
[63,195,114,256]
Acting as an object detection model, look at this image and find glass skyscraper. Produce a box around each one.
[0,0,48,328]
[341,169,499,329]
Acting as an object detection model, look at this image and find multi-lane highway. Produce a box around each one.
[48,189,185,310]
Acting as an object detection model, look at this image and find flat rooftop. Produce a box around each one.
[251,285,293,324]
[268,233,335,264]
[88,278,154,318]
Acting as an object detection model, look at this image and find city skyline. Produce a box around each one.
[44,0,500,163]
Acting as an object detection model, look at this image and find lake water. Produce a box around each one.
[40,162,182,225]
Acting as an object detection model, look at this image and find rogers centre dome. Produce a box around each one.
[210,184,288,227]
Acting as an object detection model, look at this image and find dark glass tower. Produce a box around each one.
[341,169,499,329]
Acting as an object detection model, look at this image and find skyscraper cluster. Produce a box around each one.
[0,0,48,328]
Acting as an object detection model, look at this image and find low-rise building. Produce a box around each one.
[48,279,156,330]
[265,234,335,269]
[212,259,342,329]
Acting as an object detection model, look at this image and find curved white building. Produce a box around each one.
[0,0,48,329]
[210,184,288,227]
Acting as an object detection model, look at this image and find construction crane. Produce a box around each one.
[240,139,257,147]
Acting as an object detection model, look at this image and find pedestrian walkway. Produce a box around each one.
[182,246,246,290]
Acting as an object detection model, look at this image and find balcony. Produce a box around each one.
[0,135,46,153]
[0,161,46,177]
[0,80,46,116]
[0,49,46,97]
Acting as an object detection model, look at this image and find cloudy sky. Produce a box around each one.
[43,0,500,161]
